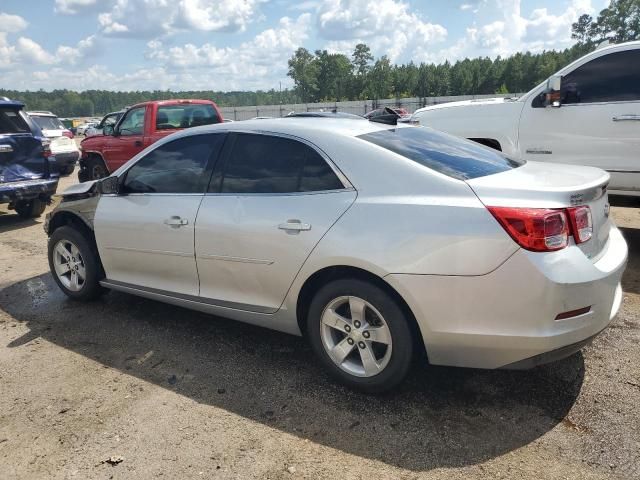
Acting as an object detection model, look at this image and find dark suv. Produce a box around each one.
[0,99,59,218]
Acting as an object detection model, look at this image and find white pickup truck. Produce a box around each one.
[412,41,640,196]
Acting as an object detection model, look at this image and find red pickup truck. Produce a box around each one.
[78,99,223,181]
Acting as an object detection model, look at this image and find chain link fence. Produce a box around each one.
[217,94,523,121]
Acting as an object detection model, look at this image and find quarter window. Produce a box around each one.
[216,134,344,194]
[561,50,640,104]
[118,106,146,136]
[123,134,225,194]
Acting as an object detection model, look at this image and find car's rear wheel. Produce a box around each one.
[48,226,105,301]
[306,278,414,393]
[15,198,46,218]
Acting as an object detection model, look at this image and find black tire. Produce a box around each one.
[60,164,75,176]
[15,198,46,218]
[48,226,106,301]
[306,278,414,393]
[85,155,108,180]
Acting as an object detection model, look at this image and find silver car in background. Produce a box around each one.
[44,118,627,392]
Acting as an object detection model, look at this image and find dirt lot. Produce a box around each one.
[1,172,639,480]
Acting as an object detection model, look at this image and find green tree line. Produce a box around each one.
[2,0,637,117]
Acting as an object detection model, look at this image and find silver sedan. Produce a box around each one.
[45,118,628,392]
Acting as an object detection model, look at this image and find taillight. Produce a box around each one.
[41,138,52,158]
[487,207,569,252]
[567,206,593,244]
[62,130,74,139]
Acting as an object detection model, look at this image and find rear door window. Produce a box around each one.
[156,104,221,130]
[213,133,344,194]
[358,126,523,180]
[0,108,30,134]
[31,116,64,130]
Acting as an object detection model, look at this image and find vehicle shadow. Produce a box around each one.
[1,273,585,471]
[619,227,640,295]
[0,212,40,234]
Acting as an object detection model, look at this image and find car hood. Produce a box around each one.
[59,179,98,197]
[413,96,518,114]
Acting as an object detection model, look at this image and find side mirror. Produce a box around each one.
[103,124,115,136]
[544,75,562,107]
[99,176,119,195]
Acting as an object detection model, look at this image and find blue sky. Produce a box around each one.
[0,0,609,92]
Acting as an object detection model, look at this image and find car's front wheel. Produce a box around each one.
[306,278,414,393]
[48,226,105,301]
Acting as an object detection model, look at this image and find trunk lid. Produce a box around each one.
[466,161,611,260]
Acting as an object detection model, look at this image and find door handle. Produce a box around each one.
[612,114,640,122]
[0,145,14,153]
[164,216,189,227]
[278,219,311,233]
[134,140,143,147]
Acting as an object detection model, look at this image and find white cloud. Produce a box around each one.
[15,37,55,65]
[0,12,28,32]
[97,0,265,38]
[54,0,100,15]
[317,0,447,62]
[145,14,311,90]
[460,4,473,11]
[420,0,596,63]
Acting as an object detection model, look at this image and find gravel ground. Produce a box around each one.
[0,172,639,480]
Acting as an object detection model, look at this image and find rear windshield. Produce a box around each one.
[156,104,221,130]
[358,127,524,180]
[31,115,64,130]
[0,107,31,134]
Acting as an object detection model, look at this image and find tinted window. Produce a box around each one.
[561,50,640,104]
[118,106,146,136]
[358,127,523,180]
[0,108,30,134]
[31,116,64,130]
[217,134,343,194]
[123,134,225,194]
[156,104,221,130]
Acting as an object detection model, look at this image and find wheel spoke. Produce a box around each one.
[348,296,366,323]
[365,324,392,345]
[53,259,69,277]
[55,243,69,260]
[329,337,355,365]
[321,308,351,333]
[358,344,381,376]
[70,244,81,260]
[76,263,86,282]
[70,271,79,290]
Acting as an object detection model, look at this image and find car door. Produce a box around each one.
[518,48,640,193]
[94,133,227,295]
[103,105,148,171]
[195,132,357,313]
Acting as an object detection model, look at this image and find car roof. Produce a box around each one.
[27,111,57,117]
[0,99,25,109]
[181,117,402,140]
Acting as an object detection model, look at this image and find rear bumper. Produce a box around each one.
[386,224,628,369]
[0,178,58,204]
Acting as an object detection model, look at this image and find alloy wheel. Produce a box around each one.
[320,296,393,377]
[52,239,86,292]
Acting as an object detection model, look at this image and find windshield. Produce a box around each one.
[0,107,31,134]
[31,115,64,130]
[358,126,524,181]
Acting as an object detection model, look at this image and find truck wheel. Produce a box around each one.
[15,198,47,219]
[61,164,75,176]
[85,156,107,180]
